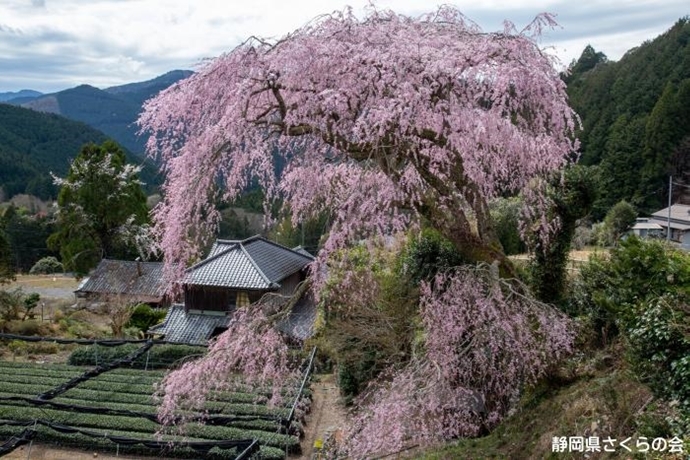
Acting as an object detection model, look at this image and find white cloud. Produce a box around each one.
[0,0,687,92]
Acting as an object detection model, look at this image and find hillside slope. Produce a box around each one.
[566,18,690,217]
[0,103,111,199]
[0,103,156,200]
[420,345,683,460]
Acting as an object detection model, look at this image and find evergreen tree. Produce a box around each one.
[48,141,150,276]
[0,227,13,284]
[1,204,58,273]
[565,44,608,79]
[642,80,690,209]
[594,114,647,216]
[599,200,637,245]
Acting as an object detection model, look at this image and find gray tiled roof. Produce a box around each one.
[75,259,167,301]
[150,300,316,344]
[185,236,314,290]
[148,304,230,345]
[292,246,314,258]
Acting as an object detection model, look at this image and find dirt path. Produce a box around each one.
[4,444,149,459]
[296,373,347,459]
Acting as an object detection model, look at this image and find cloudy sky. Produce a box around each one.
[0,0,687,93]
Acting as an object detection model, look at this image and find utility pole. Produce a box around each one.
[666,176,673,242]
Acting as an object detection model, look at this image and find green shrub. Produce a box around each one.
[6,319,44,336]
[597,200,637,246]
[336,348,384,405]
[401,228,466,284]
[126,304,167,332]
[0,288,24,321]
[68,344,140,366]
[7,340,27,356]
[572,236,690,435]
[29,256,64,274]
[26,341,59,354]
[571,236,690,336]
[489,197,526,255]
[627,295,690,435]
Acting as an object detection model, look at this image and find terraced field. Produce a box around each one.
[0,349,311,459]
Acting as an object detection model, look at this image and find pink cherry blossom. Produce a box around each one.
[138,5,578,284]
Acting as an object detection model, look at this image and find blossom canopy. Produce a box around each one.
[139,5,578,276]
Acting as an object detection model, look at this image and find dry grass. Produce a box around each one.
[510,247,610,273]
[7,274,80,291]
[418,342,685,460]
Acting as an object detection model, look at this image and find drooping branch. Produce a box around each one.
[140,5,576,281]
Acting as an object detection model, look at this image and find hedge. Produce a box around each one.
[1,396,290,434]
[0,353,311,458]
[0,424,285,460]
[0,405,299,451]
[67,344,205,368]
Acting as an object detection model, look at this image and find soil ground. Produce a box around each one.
[295,373,347,460]
[4,445,149,460]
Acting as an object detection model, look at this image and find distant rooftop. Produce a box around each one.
[75,259,167,302]
[650,204,690,230]
[651,204,690,222]
[631,221,663,230]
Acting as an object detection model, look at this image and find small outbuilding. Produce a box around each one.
[629,218,664,239]
[74,259,169,308]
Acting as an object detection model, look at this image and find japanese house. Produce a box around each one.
[649,204,690,249]
[149,235,316,345]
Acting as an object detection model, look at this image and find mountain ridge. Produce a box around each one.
[0,89,43,103]
[15,70,192,156]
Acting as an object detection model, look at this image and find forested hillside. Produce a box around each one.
[0,103,111,199]
[566,18,690,217]
[0,104,158,200]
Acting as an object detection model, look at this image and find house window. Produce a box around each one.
[236,291,250,308]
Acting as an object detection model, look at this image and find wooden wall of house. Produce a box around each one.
[277,272,302,297]
[76,292,168,310]
[184,286,235,312]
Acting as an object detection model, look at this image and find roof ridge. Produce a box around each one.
[185,242,241,272]
[246,235,316,261]
[239,243,275,288]
[216,238,243,244]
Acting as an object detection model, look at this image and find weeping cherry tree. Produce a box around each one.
[140,5,577,455]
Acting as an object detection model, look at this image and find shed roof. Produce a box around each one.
[75,259,167,301]
[150,299,316,345]
[148,304,230,345]
[276,293,317,340]
[631,222,663,230]
[185,236,314,290]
